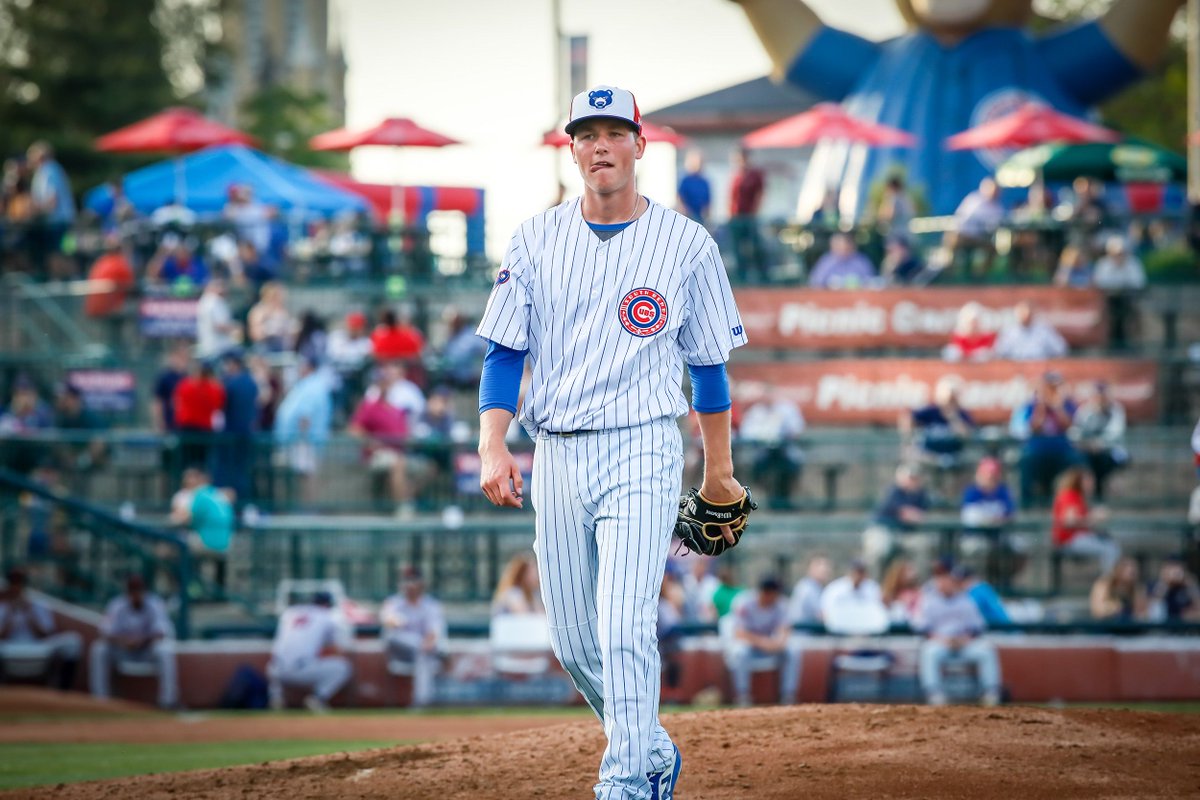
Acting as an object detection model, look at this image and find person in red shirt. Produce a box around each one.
[371,309,424,360]
[728,147,767,282]
[173,359,227,470]
[942,302,996,362]
[348,365,414,517]
[83,238,135,319]
[1051,466,1120,575]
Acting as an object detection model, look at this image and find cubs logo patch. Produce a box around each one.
[618,287,668,337]
[588,89,613,109]
[495,268,510,285]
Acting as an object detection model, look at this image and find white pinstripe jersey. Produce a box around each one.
[476,197,747,433]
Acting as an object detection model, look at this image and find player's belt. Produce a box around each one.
[546,429,598,437]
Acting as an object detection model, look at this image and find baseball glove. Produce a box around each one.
[674,486,757,557]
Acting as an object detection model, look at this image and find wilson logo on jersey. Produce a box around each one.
[618,287,668,337]
[495,268,510,285]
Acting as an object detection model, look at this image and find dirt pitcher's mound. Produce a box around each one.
[10,705,1200,799]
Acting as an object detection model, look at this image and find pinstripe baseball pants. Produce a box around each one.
[532,418,681,800]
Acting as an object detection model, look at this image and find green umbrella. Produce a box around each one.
[996,138,1187,188]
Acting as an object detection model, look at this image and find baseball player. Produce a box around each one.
[477,84,748,800]
[88,574,179,708]
[267,591,352,712]
[379,567,446,708]
[0,566,82,689]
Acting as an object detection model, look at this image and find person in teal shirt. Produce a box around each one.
[170,467,235,591]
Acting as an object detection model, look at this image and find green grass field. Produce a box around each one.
[0,739,400,790]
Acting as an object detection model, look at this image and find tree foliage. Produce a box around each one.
[240,85,348,171]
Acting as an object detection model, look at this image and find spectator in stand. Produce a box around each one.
[960,458,1020,566]
[1053,466,1121,575]
[83,235,136,320]
[168,466,235,589]
[371,361,427,421]
[247,353,284,431]
[0,566,82,690]
[329,210,370,274]
[942,302,996,363]
[819,559,885,629]
[738,391,805,509]
[327,311,375,376]
[807,232,876,289]
[490,554,544,617]
[725,576,801,706]
[880,557,922,624]
[993,301,1068,361]
[874,174,916,237]
[268,590,351,713]
[371,307,425,365]
[380,568,445,708]
[676,150,712,227]
[438,307,488,389]
[0,378,53,474]
[52,384,109,479]
[957,565,1011,626]
[1148,557,1200,622]
[1092,236,1147,350]
[273,357,333,504]
[26,141,76,278]
[728,147,767,282]
[89,575,179,709]
[863,464,931,574]
[294,310,328,366]
[879,235,924,285]
[899,376,975,469]
[246,282,296,354]
[658,565,687,693]
[710,564,742,619]
[788,555,832,625]
[145,234,209,290]
[914,564,1002,706]
[195,278,240,360]
[945,177,1004,277]
[1089,557,1148,622]
[213,350,257,503]
[1070,381,1129,502]
[408,386,470,498]
[680,557,718,623]
[1052,245,1094,288]
[223,184,273,256]
[173,358,226,470]
[1013,371,1080,507]
[235,239,277,288]
[152,344,192,434]
[1060,176,1113,238]
[348,365,415,518]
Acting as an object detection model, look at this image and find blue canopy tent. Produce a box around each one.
[85,144,368,218]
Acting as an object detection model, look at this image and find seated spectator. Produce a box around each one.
[195,279,241,360]
[371,307,425,365]
[52,384,109,476]
[268,590,352,713]
[366,361,427,421]
[873,173,916,237]
[380,568,445,708]
[294,310,328,366]
[1053,466,1121,575]
[439,307,489,389]
[1013,371,1080,508]
[329,210,370,274]
[914,564,1002,706]
[819,559,887,633]
[235,239,277,288]
[710,564,742,619]
[408,386,469,500]
[1147,557,1200,622]
[246,282,296,354]
[961,457,1015,529]
[272,357,333,504]
[880,557,921,624]
[1092,235,1146,349]
[1059,176,1113,237]
[942,302,996,363]
[168,467,235,588]
[83,235,136,319]
[348,365,415,518]
[808,232,876,289]
[327,311,374,376]
[879,235,924,285]
[1070,381,1128,502]
[89,575,179,709]
[1089,557,1148,622]
[0,566,82,690]
[658,564,687,691]
[1052,245,1094,288]
[958,565,1012,626]
[899,376,975,469]
[945,177,1003,276]
[725,576,801,706]
[862,464,930,574]
[738,392,805,509]
[788,555,832,626]
[0,378,54,474]
[993,301,1067,361]
[145,233,209,289]
[224,184,273,256]
[491,554,544,617]
[680,557,719,623]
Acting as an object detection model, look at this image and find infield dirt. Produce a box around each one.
[6,703,1200,799]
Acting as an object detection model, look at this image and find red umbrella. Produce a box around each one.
[541,120,687,148]
[95,107,256,153]
[946,102,1119,150]
[309,117,460,151]
[742,103,916,148]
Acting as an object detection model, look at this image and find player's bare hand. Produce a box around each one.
[479,445,524,508]
[700,474,745,545]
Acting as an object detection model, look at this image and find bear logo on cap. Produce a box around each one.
[588,89,613,109]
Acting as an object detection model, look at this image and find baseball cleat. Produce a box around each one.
[647,744,682,800]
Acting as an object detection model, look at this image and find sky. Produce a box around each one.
[341,0,906,259]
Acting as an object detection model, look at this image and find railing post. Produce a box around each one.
[176,543,192,640]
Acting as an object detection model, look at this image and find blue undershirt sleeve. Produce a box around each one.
[688,362,731,414]
[478,340,526,416]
